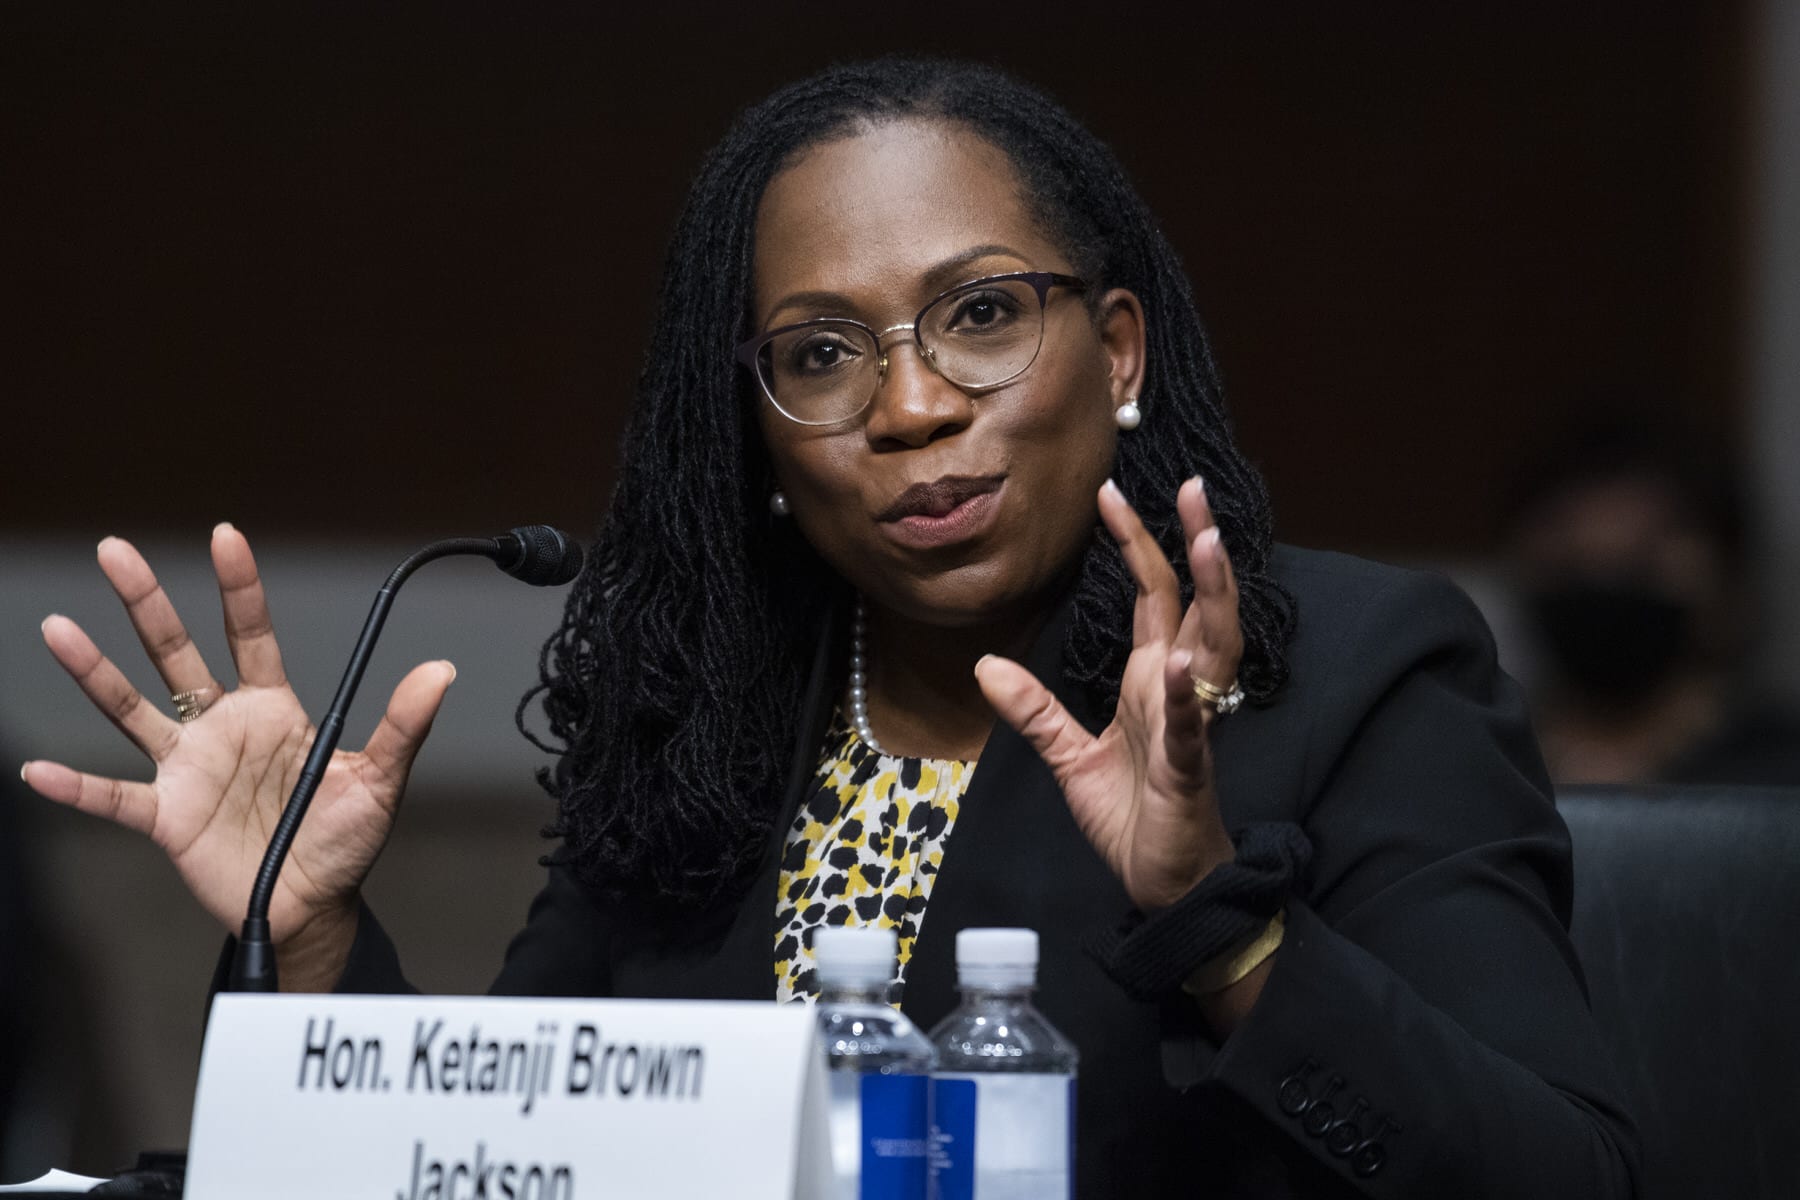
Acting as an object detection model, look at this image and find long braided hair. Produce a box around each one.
[522,57,1296,909]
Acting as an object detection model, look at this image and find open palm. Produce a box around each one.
[21,526,455,952]
[977,478,1242,911]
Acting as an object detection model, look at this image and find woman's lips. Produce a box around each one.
[878,478,1005,550]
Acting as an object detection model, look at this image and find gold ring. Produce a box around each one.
[171,688,214,723]
[1191,675,1245,715]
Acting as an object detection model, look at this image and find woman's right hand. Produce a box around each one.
[18,523,456,989]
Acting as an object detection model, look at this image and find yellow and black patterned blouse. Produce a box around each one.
[773,712,976,1002]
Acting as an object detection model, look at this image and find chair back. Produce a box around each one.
[1560,785,1800,1200]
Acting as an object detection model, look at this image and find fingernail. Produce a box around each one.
[96,536,116,552]
[1196,475,1207,493]
[1195,526,1221,552]
[1102,478,1122,498]
[213,521,236,537]
[40,615,58,633]
[18,763,29,783]
[444,661,458,685]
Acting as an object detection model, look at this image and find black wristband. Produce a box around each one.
[1087,822,1312,1000]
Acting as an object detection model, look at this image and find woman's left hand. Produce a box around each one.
[976,477,1242,912]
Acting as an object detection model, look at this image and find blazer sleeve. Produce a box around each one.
[1159,565,1640,1197]
[486,864,617,997]
[331,863,616,998]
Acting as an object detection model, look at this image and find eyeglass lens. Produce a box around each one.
[756,277,1049,424]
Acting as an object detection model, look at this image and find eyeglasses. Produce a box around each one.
[735,271,1088,426]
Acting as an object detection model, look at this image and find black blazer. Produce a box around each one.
[341,545,1640,1198]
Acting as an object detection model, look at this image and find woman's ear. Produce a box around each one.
[1095,287,1147,413]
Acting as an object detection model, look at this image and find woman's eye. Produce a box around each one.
[946,289,1023,332]
[784,333,861,375]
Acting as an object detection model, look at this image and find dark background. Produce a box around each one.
[4,3,1751,553]
[0,0,1771,1177]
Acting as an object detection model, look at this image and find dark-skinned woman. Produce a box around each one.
[21,59,1639,1198]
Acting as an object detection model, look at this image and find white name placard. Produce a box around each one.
[186,994,830,1200]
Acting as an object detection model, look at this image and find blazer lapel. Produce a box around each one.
[898,595,1123,1029]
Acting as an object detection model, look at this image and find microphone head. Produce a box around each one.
[497,525,584,586]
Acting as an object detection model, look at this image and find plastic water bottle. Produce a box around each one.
[814,925,935,1200]
[926,928,1078,1200]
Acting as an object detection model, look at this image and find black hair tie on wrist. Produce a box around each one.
[1087,822,1312,1000]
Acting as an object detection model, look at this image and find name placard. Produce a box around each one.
[187,995,830,1200]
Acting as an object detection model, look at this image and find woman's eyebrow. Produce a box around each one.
[918,243,1029,292]
[762,243,1031,327]
[763,288,855,325]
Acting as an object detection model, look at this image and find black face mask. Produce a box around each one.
[1527,581,1695,705]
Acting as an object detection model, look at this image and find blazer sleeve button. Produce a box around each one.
[1277,1059,1319,1116]
[1302,1101,1338,1137]
[1352,1143,1387,1177]
[1325,1098,1371,1157]
[1300,1074,1346,1135]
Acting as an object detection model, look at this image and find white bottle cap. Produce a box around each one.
[813,925,898,989]
[955,927,1039,989]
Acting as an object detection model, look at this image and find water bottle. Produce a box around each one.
[926,928,1078,1200]
[814,925,936,1200]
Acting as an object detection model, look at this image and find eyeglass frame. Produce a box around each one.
[734,270,1089,426]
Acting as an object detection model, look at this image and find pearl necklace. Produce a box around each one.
[847,598,888,757]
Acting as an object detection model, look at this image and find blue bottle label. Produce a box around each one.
[859,1073,930,1200]
[928,1077,978,1200]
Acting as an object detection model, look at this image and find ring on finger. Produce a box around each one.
[171,687,216,723]
[1191,674,1245,715]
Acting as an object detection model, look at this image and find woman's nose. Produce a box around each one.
[862,342,974,449]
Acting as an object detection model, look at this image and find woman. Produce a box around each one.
[22,58,1637,1197]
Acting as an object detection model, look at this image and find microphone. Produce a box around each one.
[225,526,585,992]
[491,524,584,586]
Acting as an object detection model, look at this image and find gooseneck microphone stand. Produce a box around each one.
[225,527,581,992]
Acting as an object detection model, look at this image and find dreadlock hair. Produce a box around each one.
[522,56,1296,910]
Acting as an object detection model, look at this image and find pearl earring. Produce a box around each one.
[1115,398,1142,431]
[769,491,790,516]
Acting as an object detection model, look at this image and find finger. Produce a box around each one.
[41,615,182,762]
[358,661,458,799]
[1161,647,1213,787]
[212,522,288,688]
[1177,526,1240,647]
[1174,483,1244,683]
[1183,481,1237,607]
[974,654,1094,778]
[1097,478,1182,646]
[20,759,160,836]
[96,536,224,698]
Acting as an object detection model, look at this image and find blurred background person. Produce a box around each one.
[1505,424,1800,785]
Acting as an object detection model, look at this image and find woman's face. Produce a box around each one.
[751,119,1144,628]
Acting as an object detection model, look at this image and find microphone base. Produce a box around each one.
[225,916,278,992]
